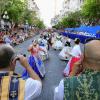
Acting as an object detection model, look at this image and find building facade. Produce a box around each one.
[27,0,40,14]
[51,0,84,26]
[61,0,84,17]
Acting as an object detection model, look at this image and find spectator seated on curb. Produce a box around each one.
[0,44,42,100]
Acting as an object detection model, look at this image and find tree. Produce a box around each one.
[82,0,100,25]
[35,19,45,29]
[53,0,100,29]
[6,0,26,23]
[0,0,11,19]
[53,11,81,29]
[0,0,45,29]
[22,9,37,25]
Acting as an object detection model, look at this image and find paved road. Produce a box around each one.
[36,49,66,100]
[14,36,66,100]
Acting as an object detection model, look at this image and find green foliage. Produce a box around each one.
[82,0,100,25]
[6,0,25,23]
[0,0,45,29]
[62,17,75,28]
[53,0,100,29]
[53,11,81,29]
[0,0,11,19]
[0,0,26,23]
[35,19,45,29]
[22,9,37,24]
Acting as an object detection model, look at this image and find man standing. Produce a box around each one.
[0,44,42,100]
[54,40,100,100]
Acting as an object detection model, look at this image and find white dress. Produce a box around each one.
[53,40,63,50]
[63,44,82,76]
[52,35,64,50]
[59,46,72,60]
[39,46,49,61]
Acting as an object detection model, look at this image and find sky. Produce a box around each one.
[35,0,64,27]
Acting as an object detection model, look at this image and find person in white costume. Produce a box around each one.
[59,42,72,60]
[53,35,64,50]
[62,36,71,45]
[38,38,49,61]
[63,38,82,77]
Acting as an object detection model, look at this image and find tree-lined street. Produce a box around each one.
[0,0,100,100]
[15,36,66,100]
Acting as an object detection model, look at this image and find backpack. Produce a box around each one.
[0,72,25,100]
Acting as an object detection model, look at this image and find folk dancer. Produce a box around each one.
[63,38,82,77]
[22,40,46,79]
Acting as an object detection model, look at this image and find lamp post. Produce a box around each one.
[3,11,9,33]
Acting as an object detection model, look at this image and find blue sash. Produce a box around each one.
[22,55,45,79]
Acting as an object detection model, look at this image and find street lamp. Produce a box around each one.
[3,11,9,33]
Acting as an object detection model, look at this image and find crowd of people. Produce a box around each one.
[0,31,100,100]
[0,29,34,46]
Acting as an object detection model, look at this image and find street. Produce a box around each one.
[15,36,66,100]
[0,0,100,100]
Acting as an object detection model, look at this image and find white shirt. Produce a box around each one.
[54,80,64,100]
[25,78,42,100]
[70,44,81,57]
